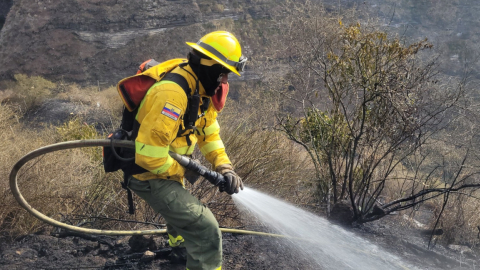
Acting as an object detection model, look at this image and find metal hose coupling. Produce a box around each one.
[168,152,226,187]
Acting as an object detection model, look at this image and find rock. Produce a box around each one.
[140,250,155,262]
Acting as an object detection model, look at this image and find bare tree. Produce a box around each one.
[275,4,480,223]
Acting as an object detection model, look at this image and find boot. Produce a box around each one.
[169,246,187,264]
[167,234,187,264]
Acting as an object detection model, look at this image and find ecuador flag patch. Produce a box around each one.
[161,102,181,121]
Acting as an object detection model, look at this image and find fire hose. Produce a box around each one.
[9,140,414,269]
[9,139,286,238]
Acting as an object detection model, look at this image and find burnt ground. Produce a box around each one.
[0,229,315,270]
[0,214,479,270]
[352,214,479,270]
[3,101,480,270]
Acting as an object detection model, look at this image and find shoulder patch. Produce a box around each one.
[161,102,182,121]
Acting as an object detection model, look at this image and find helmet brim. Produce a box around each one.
[186,42,241,76]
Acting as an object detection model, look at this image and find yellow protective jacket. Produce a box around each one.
[133,64,231,184]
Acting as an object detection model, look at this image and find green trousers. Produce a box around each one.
[128,176,222,270]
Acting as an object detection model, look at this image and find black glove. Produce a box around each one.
[216,164,244,195]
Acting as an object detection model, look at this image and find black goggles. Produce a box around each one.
[197,42,248,72]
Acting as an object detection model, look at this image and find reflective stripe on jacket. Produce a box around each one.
[133,64,231,184]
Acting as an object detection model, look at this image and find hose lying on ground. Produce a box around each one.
[9,139,286,238]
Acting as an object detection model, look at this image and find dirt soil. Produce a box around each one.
[1,214,478,270]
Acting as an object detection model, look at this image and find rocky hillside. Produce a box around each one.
[369,0,480,77]
[0,0,270,85]
[0,0,478,85]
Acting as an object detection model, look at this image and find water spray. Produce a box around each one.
[9,140,419,269]
[233,188,416,270]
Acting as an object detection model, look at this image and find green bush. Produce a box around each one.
[56,117,99,141]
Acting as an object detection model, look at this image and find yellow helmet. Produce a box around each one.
[186,31,247,76]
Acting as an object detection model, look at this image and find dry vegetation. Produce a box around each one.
[1,2,480,252]
[0,74,316,240]
[267,2,480,248]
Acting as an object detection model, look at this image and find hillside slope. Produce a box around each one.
[0,0,260,85]
[2,0,478,85]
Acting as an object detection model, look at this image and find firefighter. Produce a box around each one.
[127,31,246,270]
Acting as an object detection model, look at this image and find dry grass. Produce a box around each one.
[2,72,478,250]
[0,106,154,238]
[0,82,133,238]
[379,139,480,248]
[0,103,57,237]
[0,76,317,238]
[170,81,319,228]
[440,194,480,247]
[0,74,56,113]
[208,82,317,226]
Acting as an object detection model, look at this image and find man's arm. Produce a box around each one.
[135,86,188,180]
[195,106,231,169]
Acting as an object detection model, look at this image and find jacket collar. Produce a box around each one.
[172,64,209,98]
